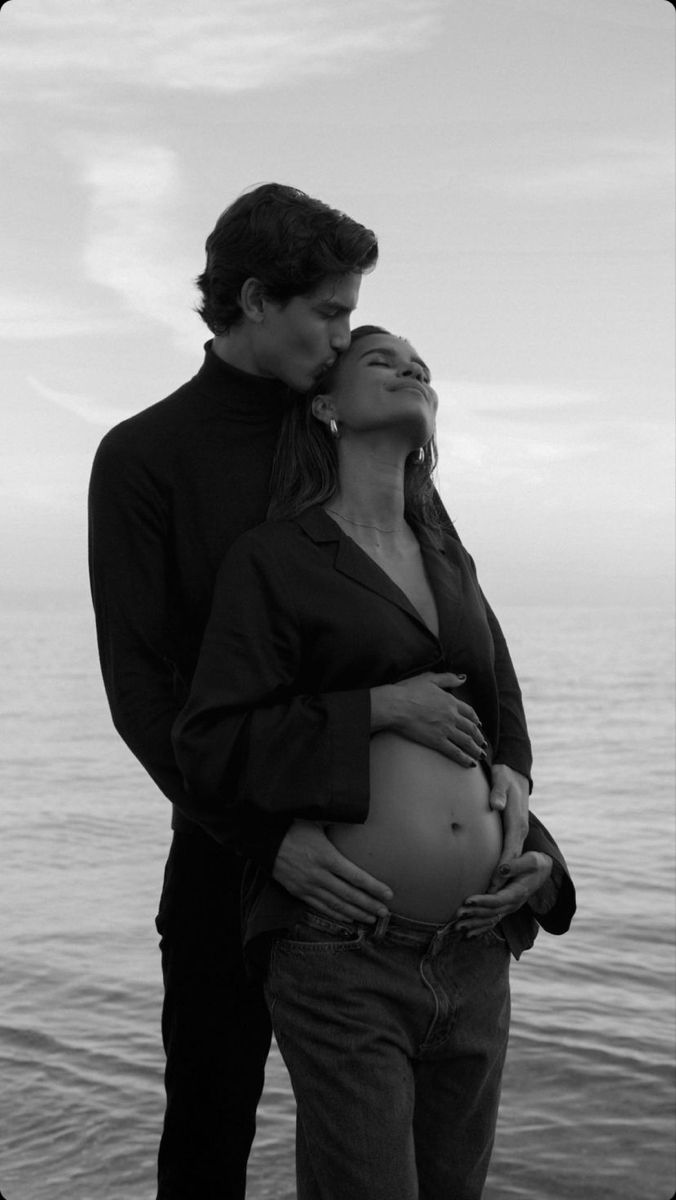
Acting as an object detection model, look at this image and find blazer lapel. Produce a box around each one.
[296,506,455,645]
[333,533,432,633]
[414,524,465,651]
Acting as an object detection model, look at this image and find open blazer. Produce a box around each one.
[173,506,576,962]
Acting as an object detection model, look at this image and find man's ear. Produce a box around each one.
[239,278,268,323]
[311,394,336,428]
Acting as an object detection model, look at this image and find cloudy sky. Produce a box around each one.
[1,0,673,606]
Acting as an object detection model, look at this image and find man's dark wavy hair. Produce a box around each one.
[268,325,442,536]
[196,183,378,334]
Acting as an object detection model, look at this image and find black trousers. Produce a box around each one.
[155,830,272,1200]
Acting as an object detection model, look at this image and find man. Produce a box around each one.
[88,182,573,1199]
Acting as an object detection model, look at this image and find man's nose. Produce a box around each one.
[329,317,351,352]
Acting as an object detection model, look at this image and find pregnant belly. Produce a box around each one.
[328,732,503,922]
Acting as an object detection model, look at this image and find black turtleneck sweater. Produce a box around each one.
[89,342,533,871]
[88,344,298,857]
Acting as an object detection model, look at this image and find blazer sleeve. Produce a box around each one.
[172,532,371,863]
[480,590,533,784]
[433,492,533,784]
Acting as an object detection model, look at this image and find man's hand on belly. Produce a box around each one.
[454,851,554,936]
[272,820,393,924]
[488,763,530,883]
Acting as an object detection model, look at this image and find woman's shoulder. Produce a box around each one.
[222,516,301,563]
[219,511,321,578]
[415,518,477,569]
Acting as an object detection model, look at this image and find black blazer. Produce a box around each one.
[173,507,575,959]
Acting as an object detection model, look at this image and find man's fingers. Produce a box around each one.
[276,834,394,921]
[321,846,393,904]
[488,852,518,891]
[302,890,384,924]
[295,874,390,922]
[501,826,527,862]
[489,789,507,812]
[488,846,536,891]
[455,884,524,931]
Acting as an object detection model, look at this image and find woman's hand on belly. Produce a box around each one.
[370,672,487,767]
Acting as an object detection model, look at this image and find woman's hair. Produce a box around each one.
[268,325,442,533]
[196,183,378,334]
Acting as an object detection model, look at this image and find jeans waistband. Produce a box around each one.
[302,907,463,953]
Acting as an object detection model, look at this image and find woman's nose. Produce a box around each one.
[400,361,425,381]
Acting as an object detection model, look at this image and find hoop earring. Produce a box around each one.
[416,447,425,464]
[329,419,340,440]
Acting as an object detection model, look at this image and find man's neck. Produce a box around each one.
[211,330,272,379]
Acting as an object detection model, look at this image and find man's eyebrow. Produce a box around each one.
[316,299,355,314]
[358,345,431,376]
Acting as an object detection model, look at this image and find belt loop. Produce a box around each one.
[373,912,391,941]
[430,928,446,957]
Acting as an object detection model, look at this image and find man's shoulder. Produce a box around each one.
[96,373,203,459]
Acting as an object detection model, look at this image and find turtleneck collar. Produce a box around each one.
[193,340,294,420]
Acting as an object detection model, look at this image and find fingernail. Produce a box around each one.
[499,864,511,875]
[456,673,467,680]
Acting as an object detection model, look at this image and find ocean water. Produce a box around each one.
[1,596,674,1200]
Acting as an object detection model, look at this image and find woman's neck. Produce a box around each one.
[323,444,413,550]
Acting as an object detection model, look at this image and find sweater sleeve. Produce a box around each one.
[523,813,576,934]
[172,532,371,861]
[88,429,187,807]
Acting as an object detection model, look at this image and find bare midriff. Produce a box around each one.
[328,732,503,922]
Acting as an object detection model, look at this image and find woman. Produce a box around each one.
[173,327,574,1200]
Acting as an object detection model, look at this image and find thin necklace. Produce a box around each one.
[325,508,404,534]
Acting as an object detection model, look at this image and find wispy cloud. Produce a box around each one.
[434,379,598,487]
[0,295,124,342]
[438,380,597,415]
[499,0,670,30]
[0,451,89,509]
[486,140,674,202]
[434,378,674,503]
[1,0,444,95]
[60,135,201,347]
[27,376,136,428]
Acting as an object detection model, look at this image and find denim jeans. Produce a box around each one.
[265,909,511,1200]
